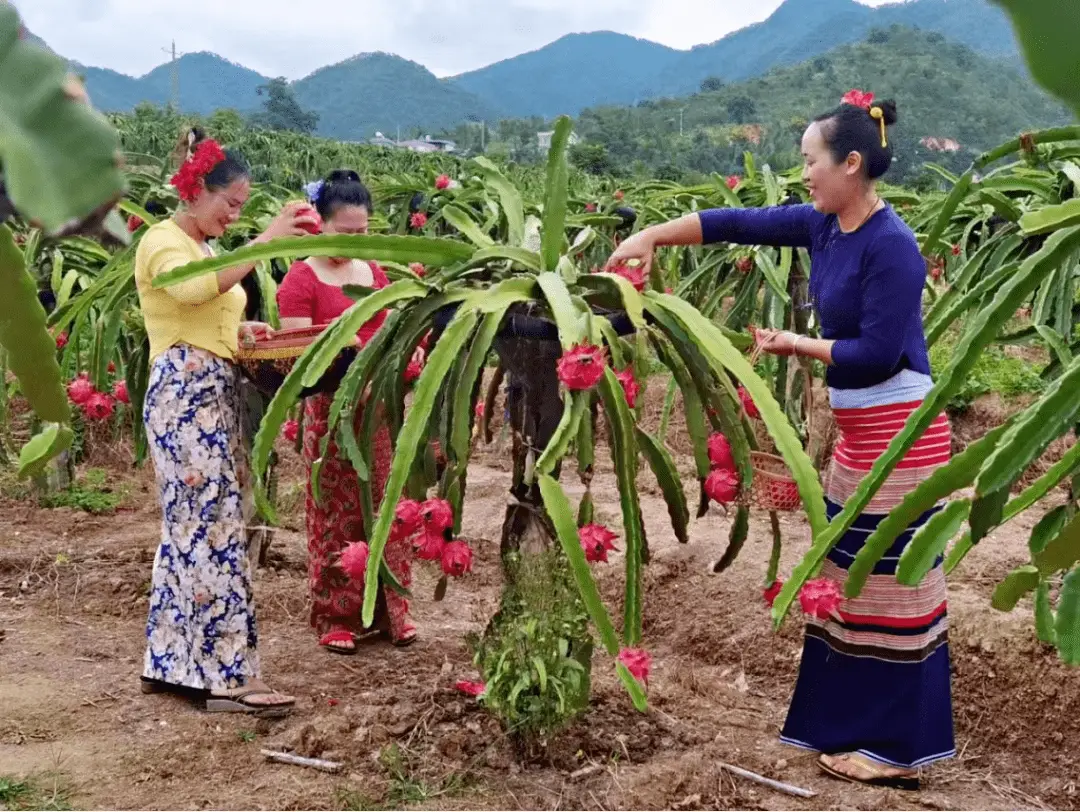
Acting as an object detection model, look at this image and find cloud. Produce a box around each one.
[14,0,894,80]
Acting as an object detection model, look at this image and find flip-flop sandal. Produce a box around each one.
[319,629,358,655]
[391,625,418,648]
[206,687,295,718]
[374,611,418,648]
[140,677,207,699]
[818,754,920,791]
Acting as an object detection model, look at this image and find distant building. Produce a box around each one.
[369,133,457,153]
[920,136,962,152]
[397,139,439,153]
[537,130,581,150]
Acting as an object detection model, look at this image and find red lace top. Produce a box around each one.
[276,260,389,344]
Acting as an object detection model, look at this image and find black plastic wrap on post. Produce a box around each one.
[493,333,565,562]
[431,300,636,343]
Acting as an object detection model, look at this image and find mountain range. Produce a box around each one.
[561,26,1069,183]
[40,0,1025,141]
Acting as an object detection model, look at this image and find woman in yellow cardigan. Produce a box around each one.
[135,129,316,716]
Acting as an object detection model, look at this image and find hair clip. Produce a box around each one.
[303,180,325,205]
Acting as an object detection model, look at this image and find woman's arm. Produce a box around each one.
[755,329,834,365]
[278,315,313,329]
[604,205,817,279]
[698,204,817,248]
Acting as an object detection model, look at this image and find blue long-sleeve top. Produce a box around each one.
[698,203,930,391]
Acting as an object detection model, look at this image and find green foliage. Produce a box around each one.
[929,335,1044,410]
[992,0,1080,118]
[335,743,470,810]
[17,423,73,480]
[251,77,318,134]
[568,143,616,177]
[109,104,562,196]
[39,467,124,514]
[0,7,125,233]
[0,774,72,811]
[0,226,69,424]
[471,547,592,739]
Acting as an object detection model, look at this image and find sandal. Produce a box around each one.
[142,677,294,718]
[319,629,358,655]
[140,676,206,699]
[391,622,418,648]
[818,753,920,791]
[206,681,295,718]
[383,593,418,647]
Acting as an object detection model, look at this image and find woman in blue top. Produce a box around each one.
[606,92,953,790]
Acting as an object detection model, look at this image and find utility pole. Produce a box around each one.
[161,40,184,110]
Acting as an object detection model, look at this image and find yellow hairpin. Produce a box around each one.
[870,106,887,148]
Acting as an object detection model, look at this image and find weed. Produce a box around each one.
[38,467,125,514]
[0,773,73,811]
[930,338,1044,411]
[334,744,470,810]
[471,546,592,742]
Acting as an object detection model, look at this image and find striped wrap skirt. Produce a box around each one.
[780,393,956,769]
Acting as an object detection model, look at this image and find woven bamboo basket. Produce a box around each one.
[235,325,357,397]
[736,336,814,512]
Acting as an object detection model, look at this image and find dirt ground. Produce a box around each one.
[2,398,1078,811]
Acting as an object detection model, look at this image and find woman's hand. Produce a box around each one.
[238,321,274,348]
[412,346,426,366]
[754,328,799,357]
[603,231,656,277]
[255,201,321,243]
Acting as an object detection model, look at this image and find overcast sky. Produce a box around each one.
[16,0,895,80]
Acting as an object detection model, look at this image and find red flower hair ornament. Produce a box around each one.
[842,89,889,147]
[170,139,226,202]
[841,89,875,109]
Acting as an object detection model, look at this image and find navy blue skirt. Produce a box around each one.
[780,500,955,768]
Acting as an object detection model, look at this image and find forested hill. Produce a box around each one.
[560,27,1069,185]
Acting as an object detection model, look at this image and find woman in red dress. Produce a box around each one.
[276,170,416,653]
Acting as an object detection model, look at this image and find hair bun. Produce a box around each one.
[188,126,208,153]
[874,99,898,126]
[173,125,209,166]
[326,169,361,185]
[314,168,373,219]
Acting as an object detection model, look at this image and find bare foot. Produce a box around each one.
[212,680,294,707]
[819,753,918,788]
[319,630,357,654]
